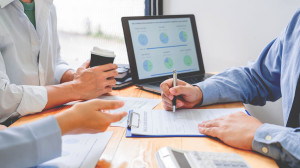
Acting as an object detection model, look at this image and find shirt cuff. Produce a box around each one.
[252,123,293,160]
[16,85,47,116]
[55,64,73,84]
[27,115,62,164]
[196,79,221,106]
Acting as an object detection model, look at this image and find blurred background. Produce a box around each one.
[54,0,145,69]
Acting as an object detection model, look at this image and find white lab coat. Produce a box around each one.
[0,0,71,122]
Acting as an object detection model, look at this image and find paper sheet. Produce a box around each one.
[131,108,246,136]
[99,96,161,127]
[37,132,113,168]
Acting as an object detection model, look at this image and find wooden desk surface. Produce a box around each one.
[11,86,278,168]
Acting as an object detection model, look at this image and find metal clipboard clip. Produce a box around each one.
[127,110,140,129]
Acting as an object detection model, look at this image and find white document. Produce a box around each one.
[99,96,161,127]
[37,132,113,168]
[131,108,247,136]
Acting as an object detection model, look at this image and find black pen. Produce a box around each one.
[173,70,177,112]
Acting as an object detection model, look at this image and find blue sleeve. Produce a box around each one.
[0,116,62,168]
[252,124,300,167]
[196,36,282,106]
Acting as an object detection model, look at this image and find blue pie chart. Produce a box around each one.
[160,32,169,44]
[143,60,153,72]
[138,34,148,46]
[164,57,173,69]
[179,31,188,42]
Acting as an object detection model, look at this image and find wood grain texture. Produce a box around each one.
[10,86,278,168]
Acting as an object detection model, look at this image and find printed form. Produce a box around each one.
[38,132,113,168]
[131,108,247,136]
[99,96,161,127]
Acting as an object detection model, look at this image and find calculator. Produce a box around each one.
[155,147,250,168]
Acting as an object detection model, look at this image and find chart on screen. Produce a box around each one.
[128,17,200,79]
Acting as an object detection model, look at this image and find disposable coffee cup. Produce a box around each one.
[90,47,116,67]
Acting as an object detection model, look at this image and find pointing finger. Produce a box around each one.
[108,112,128,122]
[85,99,124,110]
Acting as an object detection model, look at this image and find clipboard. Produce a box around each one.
[126,110,206,138]
[126,109,251,138]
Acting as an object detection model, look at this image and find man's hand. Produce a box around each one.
[72,61,118,100]
[44,61,118,110]
[198,112,263,150]
[55,99,127,135]
[160,79,203,110]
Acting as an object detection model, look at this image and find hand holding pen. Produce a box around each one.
[160,77,204,111]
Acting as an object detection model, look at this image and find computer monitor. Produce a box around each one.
[122,15,205,84]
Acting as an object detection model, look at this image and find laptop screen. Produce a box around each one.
[128,17,200,80]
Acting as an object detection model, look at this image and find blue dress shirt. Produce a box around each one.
[0,116,61,168]
[197,8,300,167]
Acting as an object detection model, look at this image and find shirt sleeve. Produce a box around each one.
[0,116,62,168]
[0,52,48,121]
[54,46,72,84]
[252,123,300,167]
[196,35,283,106]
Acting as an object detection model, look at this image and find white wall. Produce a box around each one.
[164,0,300,125]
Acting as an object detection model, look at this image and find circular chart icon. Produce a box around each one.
[143,60,153,72]
[164,57,174,69]
[184,55,192,66]
[160,32,169,44]
[138,34,148,46]
[179,31,188,42]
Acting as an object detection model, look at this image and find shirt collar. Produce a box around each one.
[0,0,15,8]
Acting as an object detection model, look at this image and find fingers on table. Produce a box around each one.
[198,119,223,137]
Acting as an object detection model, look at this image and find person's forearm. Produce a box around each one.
[196,68,257,106]
[45,82,80,110]
[197,67,280,106]
[198,38,282,106]
[252,124,300,167]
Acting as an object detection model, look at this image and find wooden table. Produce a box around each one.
[11,86,278,168]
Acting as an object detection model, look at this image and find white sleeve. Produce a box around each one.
[0,116,62,168]
[0,52,48,121]
[54,48,72,84]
